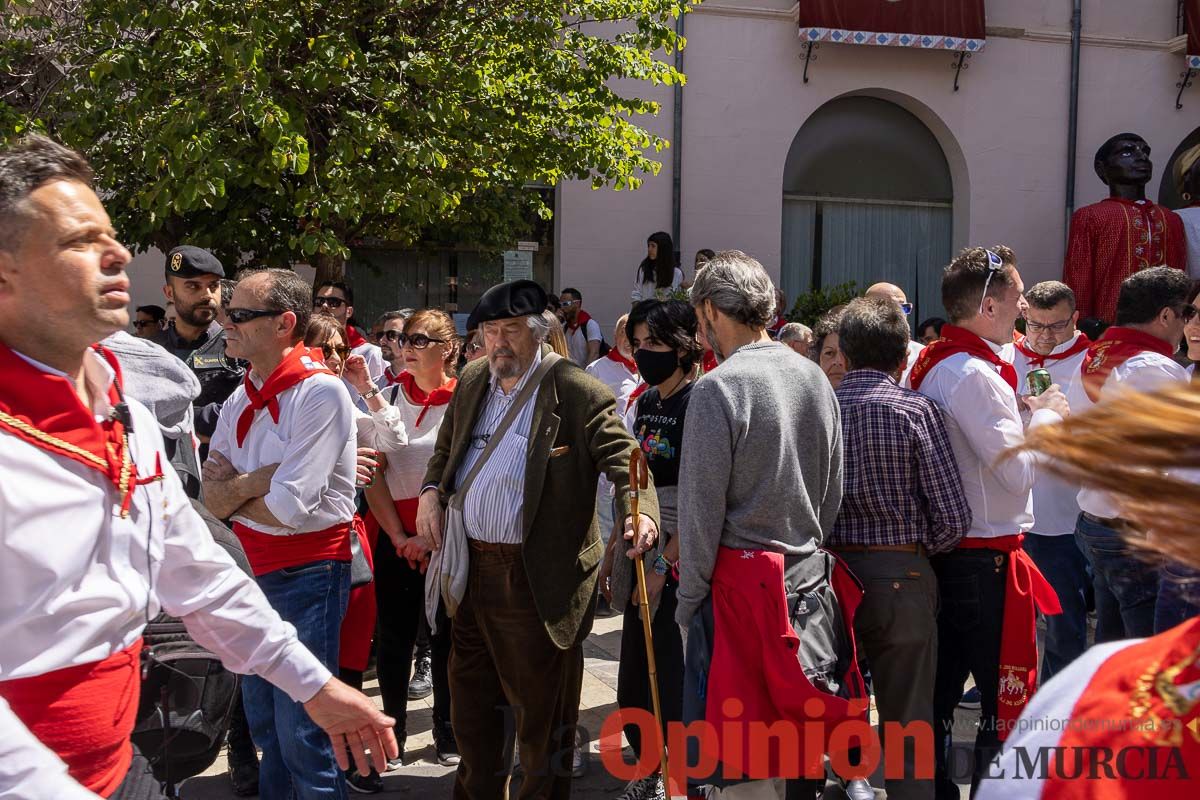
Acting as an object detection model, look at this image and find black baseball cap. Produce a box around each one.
[165,245,225,279]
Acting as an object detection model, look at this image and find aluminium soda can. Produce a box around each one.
[1025,368,1052,397]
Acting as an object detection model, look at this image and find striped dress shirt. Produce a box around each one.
[457,350,543,543]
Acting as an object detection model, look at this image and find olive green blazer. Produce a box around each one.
[423,348,659,649]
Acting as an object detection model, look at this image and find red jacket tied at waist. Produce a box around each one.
[707,547,867,779]
[957,535,1061,740]
[0,639,142,797]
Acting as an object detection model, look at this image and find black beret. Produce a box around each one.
[470,280,548,325]
[165,245,224,279]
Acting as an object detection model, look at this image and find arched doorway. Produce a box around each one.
[781,96,954,322]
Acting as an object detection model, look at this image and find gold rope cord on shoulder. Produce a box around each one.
[0,409,107,470]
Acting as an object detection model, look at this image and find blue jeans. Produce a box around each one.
[1074,514,1157,643]
[1155,562,1200,633]
[1022,533,1089,681]
[243,559,350,800]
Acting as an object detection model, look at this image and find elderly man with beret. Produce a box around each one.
[413,280,660,800]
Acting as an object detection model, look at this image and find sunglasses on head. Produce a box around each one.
[225,307,284,325]
[381,331,445,349]
[313,296,346,309]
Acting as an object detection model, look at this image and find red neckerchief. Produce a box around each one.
[702,350,718,373]
[956,535,1061,741]
[236,346,331,446]
[345,325,367,349]
[566,309,592,334]
[397,371,457,426]
[384,367,402,386]
[0,342,157,516]
[908,324,1018,392]
[605,348,637,373]
[1013,332,1092,369]
[1080,326,1175,403]
[628,382,649,403]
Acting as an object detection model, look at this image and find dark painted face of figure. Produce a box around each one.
[1098,137,1152,188]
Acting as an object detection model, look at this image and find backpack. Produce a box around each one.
[131,500,251,790]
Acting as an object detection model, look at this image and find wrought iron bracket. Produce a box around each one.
[1177,68,1196,110]
[802,41,818,84]
[952,52,971,92]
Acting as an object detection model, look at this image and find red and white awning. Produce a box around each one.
[798,0,986,53]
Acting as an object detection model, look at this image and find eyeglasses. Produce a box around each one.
[381,331,446,349]
[225,307,284,325]
[313,296,346,309]
[899,302,913,316]
[1180,305,1199,324]
[132,320,159,330]
[978,250,1005,316]
[1024,316,1074,334]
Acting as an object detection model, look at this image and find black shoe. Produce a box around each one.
[345,768,384,794]
[408,656,433,700]
[434,724,461,767]
[595,596,617,618]
[227,758,259,797]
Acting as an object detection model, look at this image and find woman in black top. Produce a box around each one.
[600,299,701,800]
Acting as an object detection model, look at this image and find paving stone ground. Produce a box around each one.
[182,611,980,799]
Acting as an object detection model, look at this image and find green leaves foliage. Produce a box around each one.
[787,282,860,328]
[1,0,691,269]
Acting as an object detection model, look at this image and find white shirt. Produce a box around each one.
[0,349,329,800]
[565,317,602,366]
[361,382,452,502]
[210,364,357,535]
[1179,206,1200,279]
[585,353,640,417]
[900,339,924,386]
[457,351,543,544]
[917,343,1062,539]
[1077,350,1188,519]
[631,267,685,303]
[1010,334,1093,536]
[344,342,387,409]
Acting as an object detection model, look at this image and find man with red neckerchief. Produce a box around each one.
[1009,281,1094,683]
[1074,266,1192,646]
[1062,133,1186,322]
[560,287,603,365]
[0,137,395,800]
[203,268,380,799]
[910,245,1068,799]
[313,281,387,406]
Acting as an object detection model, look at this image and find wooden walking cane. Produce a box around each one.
[629,447,673,796]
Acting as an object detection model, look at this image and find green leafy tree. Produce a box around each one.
[786,281,859,328]
[1,0,688,280]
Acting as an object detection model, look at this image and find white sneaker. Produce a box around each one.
[616,773,665,800]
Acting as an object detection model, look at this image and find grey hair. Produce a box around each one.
[249,268,312,343]
[689,250,776,329]
[778,322,812,343]
[0,135,94,253]
[527,312,551,343]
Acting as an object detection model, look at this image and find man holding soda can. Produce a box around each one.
[1011,281,1094,681]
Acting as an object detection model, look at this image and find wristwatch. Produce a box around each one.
[653,554,670,576]
[362,385,381,401]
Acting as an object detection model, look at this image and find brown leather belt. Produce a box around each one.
[468,539,522,552]
[833,542,926,555]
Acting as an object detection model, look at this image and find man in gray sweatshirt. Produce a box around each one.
[676,250,847,799]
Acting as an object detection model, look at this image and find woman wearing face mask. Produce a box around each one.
[600,299,699,800]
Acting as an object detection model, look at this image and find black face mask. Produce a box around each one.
[634,349,680,387]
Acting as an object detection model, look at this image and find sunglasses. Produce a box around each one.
[132,320,159,329]
[225,307,284,325]
[320,344,351,360]
[560,299,580,308]
[899,302,913,316]
[977,250,1005,316]
[465,342,484,354]
[313,296,347,309]
[381,331,446,349]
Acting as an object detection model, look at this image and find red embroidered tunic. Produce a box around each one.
[1062,198,1186,322]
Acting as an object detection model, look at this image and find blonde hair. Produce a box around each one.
[543,310,569,358]
[1014,383,1200,569]
[404,309,460,377]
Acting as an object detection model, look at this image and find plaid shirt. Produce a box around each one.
[829,369,970,553]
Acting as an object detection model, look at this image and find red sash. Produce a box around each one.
[956,535,1061,741]
[1080,326,1176,403]
[396,371,457,426]
[702,350,719,373]
[1041,618,1200,799]
[345,325,367,349]
[908,324,1018,393]
[0,343,155,516]
[232,520,352,576]
[0,639,143,797]
[605,347,638,373]
[236,346,331,447]
[363,498,421,540]
[1012,332,1092,370]
[566,309,593,335]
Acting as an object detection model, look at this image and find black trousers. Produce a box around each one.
[373,533,452,742]
[111,745,166,800]
[616,581,684,762]
[931,549,1007,800]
